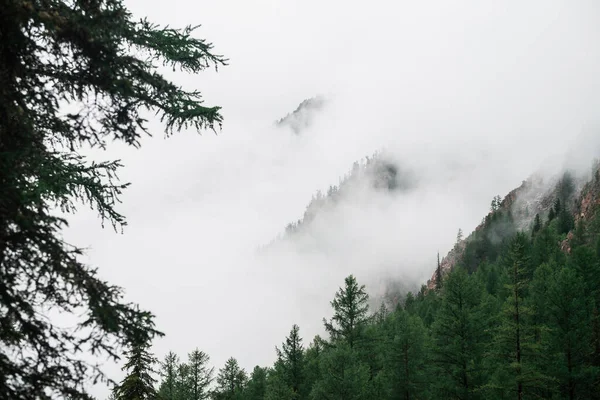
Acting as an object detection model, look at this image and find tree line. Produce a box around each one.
[111,185,600,399]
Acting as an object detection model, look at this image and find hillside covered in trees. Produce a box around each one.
[110,162,600,399]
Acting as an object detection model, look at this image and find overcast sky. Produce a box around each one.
[61,1,600,398]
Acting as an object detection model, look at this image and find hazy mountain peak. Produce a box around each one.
[276,95,326,134]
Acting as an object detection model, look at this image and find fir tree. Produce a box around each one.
[532,213,542,236]
[214,357,247,400]
[113,342,159,400]
[456,228,464,244]
[435,252,443,290]
[187,349,214,400]
[275,324,305,397]
[309,343,371,400]
[431,267,484,399]
[302,337,325,395]
[547,267,596,399]
[245,366,268,400]
[324,275,370,349]
[383,309,430,399]
[175,363,192,400]
[265,371,294,400]
[548,207,556,221]
[0,1,225,398]
[488,233,550,399]
[158,351,179,400]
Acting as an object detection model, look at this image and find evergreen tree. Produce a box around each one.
[324,275,370,349]
[488,233,550,399]
[569,247,600,384]
[435,252,443,290]
[214,357,247,400]
[175,363,192,400]
[0,1,225,398]
[187,349,214,400]
[375,302,389,325]
[275,324,305,398]
[158,351,180,400]
[431,267,484,399]
[302,337,325,395]
[244,366,268,400]
[382,309,430,399]
[114,342,159,400]
[532,213,542,236]
[457,228,464,244]
[265,371,295,400]
[548,207,556,221]
[309,344,371,400]
[558,171,575,204]
[547,267,597,399]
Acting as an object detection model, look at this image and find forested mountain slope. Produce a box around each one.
[141,159,600,399]
[126,159,600,399]
[428,164,600,290]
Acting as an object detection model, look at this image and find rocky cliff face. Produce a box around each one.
[427,163,600,289]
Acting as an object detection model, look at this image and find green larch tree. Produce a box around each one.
[488,233,550,399]
[547,267,597,399]
[158,351,180,400]
[0,0,225,398]
[113,341,158,400]
[323,275,370,349]
[264,371,294,400]
[244,366,268,400]
[309,343,371,400]
[435,252,443,290]
[431,267,484,399]
[382,309,430,400]
[275,324,305,398]
[214,357,247,400]
[175,363,192,400]
[187,349,214,400]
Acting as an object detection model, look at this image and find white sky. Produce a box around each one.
[59,1,600,398]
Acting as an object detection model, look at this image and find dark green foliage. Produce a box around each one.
[0,0,225,398]
[382,309,430,399]
[158,351,179,400]
[186,349,214,400]
[244,367,267,400]
[486,233,551,399]
[323,275,370,349]
[431,268,484,399]
[275,324,305,398]
[113,342,158,400]
[302,337,325,395]
[213,358,247,400]
[549,207,556,221]
[532,213,541,236]
[264,371,294,400]
[546,267,598,399]
[309,343,371,400]
[435,252,442,290]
